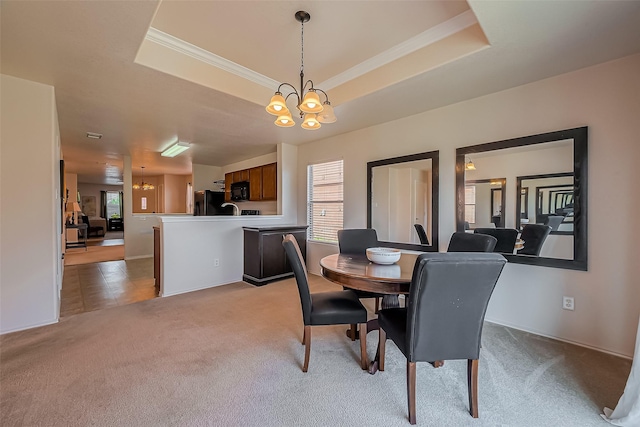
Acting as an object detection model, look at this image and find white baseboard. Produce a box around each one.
[0,317,58,335]
[485,317,632,360]
[161,280,236,298]
[124,255,153,261]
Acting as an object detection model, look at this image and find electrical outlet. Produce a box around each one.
[214,258,220,267]
[563,296,574,311]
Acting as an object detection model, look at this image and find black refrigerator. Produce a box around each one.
[193,190,234,216]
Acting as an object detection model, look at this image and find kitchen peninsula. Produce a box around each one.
[151,143,300,298]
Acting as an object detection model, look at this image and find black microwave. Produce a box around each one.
[230,181,250,201]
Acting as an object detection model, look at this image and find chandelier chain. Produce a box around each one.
[300,20,304,75]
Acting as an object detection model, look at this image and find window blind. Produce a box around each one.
[307,160,344,243]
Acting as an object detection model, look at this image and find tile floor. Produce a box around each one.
[60,258,156,318]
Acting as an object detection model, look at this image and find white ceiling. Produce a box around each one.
[2,1,640,185]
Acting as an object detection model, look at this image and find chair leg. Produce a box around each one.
[359,323,368,369]
[374,297,380,314]
[468,359,479,418]
[302,326,306,345]
[349,324,357,341]
[302,325,311,372]
[407,361,417,425]
[378,327,386,371]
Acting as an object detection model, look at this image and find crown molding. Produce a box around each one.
[145,27,279,90]
[319,10,478,90]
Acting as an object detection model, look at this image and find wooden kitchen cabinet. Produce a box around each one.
[261,163,277,200]
[243,225,308,286]
[249,167,262,201]
[233,169,249,183]
[224,162,278,202]
[224,172,232,202]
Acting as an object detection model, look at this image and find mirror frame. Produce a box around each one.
[455,127,588,271]
[367,150,439,252]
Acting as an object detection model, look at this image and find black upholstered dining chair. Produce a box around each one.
[474,228,519,254]
[544,215,565,232]
[337,229,385,312]
[413,224,429,245]
[447,231,497,252]
[377,252,507,424]
[282,234,368,372]
[518,224,552,256]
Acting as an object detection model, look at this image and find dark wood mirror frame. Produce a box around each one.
[455,127,588,271]
[367,150,439,252]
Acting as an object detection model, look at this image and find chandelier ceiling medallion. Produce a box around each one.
[266,11,336,130]
[132,166,155,191]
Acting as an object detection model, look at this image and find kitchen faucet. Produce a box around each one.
[221,202,240,216]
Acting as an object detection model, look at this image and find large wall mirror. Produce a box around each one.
[368,151,439,251]
[456,127,587,270]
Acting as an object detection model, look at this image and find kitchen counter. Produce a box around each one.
[242,225,308,232]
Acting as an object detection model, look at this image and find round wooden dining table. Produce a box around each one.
[320,252,420,373]
[320,252,417,303]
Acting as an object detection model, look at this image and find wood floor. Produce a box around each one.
[60,258,156,318]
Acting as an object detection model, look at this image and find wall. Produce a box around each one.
[132,176,159,213]
[65,172,77,205]
[297,54,640,357]
[192,164,222,191]
[162,174,189,213]
[1,74,61,333]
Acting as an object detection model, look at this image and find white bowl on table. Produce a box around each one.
[366,247,402,265]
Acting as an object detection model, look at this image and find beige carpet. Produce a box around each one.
[64,244,124,266]
[0,276,631,426]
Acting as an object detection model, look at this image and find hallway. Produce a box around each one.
[60,258,156,318]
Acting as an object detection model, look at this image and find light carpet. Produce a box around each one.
[0,275,631,426]
[64,244,124,266]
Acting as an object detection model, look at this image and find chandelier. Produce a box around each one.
[132,166,155,191]
[266,11,336,130]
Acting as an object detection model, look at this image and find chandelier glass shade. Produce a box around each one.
[266,11,337,130]
[132,166,155,191]
[464,159,476,171]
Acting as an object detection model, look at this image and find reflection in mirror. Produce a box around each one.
[368,151,439,252]
[517,173,574,234]
[464,178,506,229]
[520,188,529,219]
[456,127,587,270]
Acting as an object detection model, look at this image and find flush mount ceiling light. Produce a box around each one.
[132,166,155,191]
[161,141,190,157]
[86,132,103,139]
[266,11,337,130]
[465,159,476,171]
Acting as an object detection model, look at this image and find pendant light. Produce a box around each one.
[132,166,155,191]
[265,11,337,130]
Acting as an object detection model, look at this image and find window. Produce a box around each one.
[106,191,121,218]
[141,197,147,210]
[307,160,343,243]
[464,185,476,224]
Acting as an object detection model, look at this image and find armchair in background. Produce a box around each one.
[82,215,105,238]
